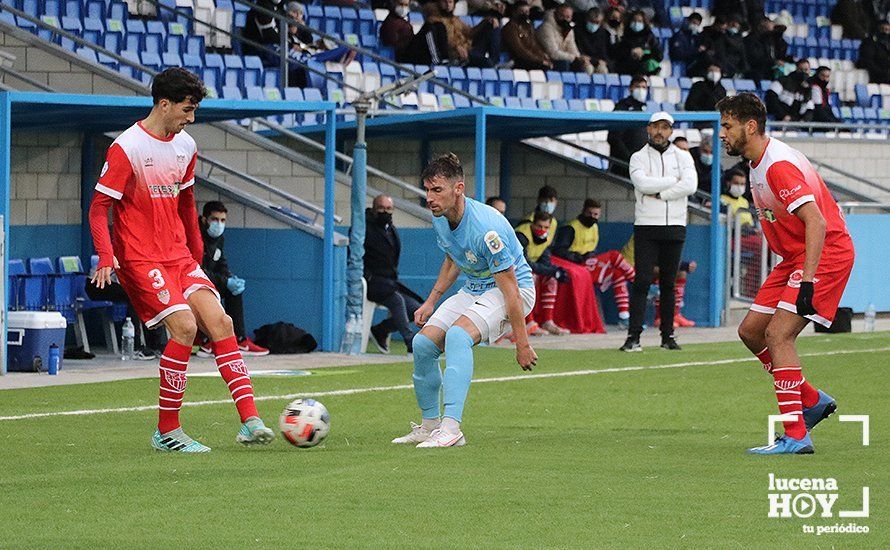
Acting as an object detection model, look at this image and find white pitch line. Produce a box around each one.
[1,345,887,422]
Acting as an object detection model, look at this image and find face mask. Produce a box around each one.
[207,220,225,238]
[577,214,597,228]
[531,227,549,242]
[586,22,600,33]
[395,5,409,17]
[689,24,701,34]
[608,18,621,28]
[538,201,556,214]
[515,11,530,21]
[629,21,644,32]
[707,70,721,83]
[558,19,573,31]
[631,87,648,103]
[729,184,745,198]
[727,26,740,35]
[375,211,393,226]
[700,152,713,166]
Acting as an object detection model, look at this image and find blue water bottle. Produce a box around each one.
[48,343,60,375]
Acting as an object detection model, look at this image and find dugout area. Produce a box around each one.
[0,91,338,373]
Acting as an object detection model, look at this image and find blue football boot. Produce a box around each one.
[747,433,814,455]
[803,390,837,432]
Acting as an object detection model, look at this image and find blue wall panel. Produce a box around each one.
[840,214,890,312]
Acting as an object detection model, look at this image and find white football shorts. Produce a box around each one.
[426,286,536,344]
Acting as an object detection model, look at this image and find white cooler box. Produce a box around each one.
[7,311,67,372]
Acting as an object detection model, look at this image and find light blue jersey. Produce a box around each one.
[432,197,534,295]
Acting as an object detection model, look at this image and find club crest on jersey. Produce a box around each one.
[144,157,153,167]
[164,370,187,392]
[484,231,504,254]
[157,289,171,305]
[465,250,478,263]
[787,270,819,289]
[757,207,776,223]
[228,360,248,375]
[177,154,187,164]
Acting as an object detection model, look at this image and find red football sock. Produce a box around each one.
[755,347,773,373]
[540,276,558,323]
[213,336,259,422]
[772,365,807,440]
[158,340,192,434]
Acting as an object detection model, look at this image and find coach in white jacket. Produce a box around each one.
[620,111,697,352]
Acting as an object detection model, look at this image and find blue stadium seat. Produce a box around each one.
[76,47,98,64]
[520,97,536,109]
[262,68,280,89]
[552,99,569,111]
[182,52,202,73]
[560,72,577,99]
[359,33,377,49]
[243,55,263,87]
[184,35,205,59]
[358,9,375,35]
[323,6,341,34]
[306,5,324,28]
[103,33,122,54]
[108,1,126,21]
[165,34,183,55]
[591,73,607,99]
[454,95,471,108]
[7,259,26,310]
[497,68,514,96]
[568,99,585,111]
[140,51,162,71]
[449,66,467,91]
[505,97,521,109]
[204,53,225,86]
[63,0,81,19]
[85,0,104,20]
[341,8,358,34]
[465,67,482,95]
[379,62,396,86]
[481,68,498,96]
[43,0,62,17]
[162,51,183,68]
[854,84,870,107]
[245,86,264,101]
[222,86,243,100]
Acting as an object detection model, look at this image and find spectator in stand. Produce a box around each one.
[537,4,594,74]
[720,169,755,227]
[242,0,286,66]
[744,17,789,81]
[198,201,270,357]
[603,6,625,45]
[690,15,729,77]
[468,0,506,17]
[672,136,689,150]
[713,0,765,30]
[685,61,728,112]
[608,75,649,178]
[857,20,890,84]
[284,2,356,87]
[614,10,662,75]
[870,2,890,31]
[669,12,704,68]
[723,14,749,77]
[624,0,668,26]
[689,131,714,198]
[380,0,449,64]
[486,196,507,215]
[522,185,560,237]
[363,195,423,354]
[765,58,815,122]
[574,7,612,72]
[809,66,841,123]
[831,0,870,40]
[502,0,553,70]
[515,211,572,335]
[426,0,502,67]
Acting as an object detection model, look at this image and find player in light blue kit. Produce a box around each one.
[392,153,538,448]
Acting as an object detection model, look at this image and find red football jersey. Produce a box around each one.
[96,121,198,264]
[748,137,854,261]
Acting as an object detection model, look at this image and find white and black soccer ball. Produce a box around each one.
[279,398,330,448]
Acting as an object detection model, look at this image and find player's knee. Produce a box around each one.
[218,313,234,335]
[167,311,198,343]
[738,322,758,346]
[412,333,442,359]
[444,326,474,351]
[764,322,791,347]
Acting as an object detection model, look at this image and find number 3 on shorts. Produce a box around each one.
[148,268,166,289]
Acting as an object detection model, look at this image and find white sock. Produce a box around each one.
[441,417,461,434]
[421,418,440,431]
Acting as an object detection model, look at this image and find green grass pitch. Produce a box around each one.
[0,332,886,548]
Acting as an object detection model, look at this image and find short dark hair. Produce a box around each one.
[724,168,746,182]
[485,196,505,206]
[673,136,688,144]
[151,68,206,105]
[630,74,648,87]
[203,200,227,218]
[816,65,831,74]
[532,210,553,223]
[586,6,601,17]
[537,185,558,201]
[583,198,602,210]
[421,152,463,184]
[688,12,703,22]
[716,92,767,135]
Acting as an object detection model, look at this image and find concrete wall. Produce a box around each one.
[9,130,82,227]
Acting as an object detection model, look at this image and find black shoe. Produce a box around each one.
[370,324,390,354]
[660,335,681,350]
[619,336,642,352]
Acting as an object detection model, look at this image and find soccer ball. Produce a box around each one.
[279,398,330,448]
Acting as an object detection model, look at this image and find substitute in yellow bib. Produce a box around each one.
[515,211,571,335]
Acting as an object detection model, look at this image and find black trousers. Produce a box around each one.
[219,288,247,340]
[374,289,421,345]
[85,282,165,351]
[628,225,687,338]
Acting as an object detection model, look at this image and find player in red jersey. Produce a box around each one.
[717,93,855,455]
[89,68,274,452]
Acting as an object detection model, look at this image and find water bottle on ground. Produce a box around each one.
[122,317,136,360]
[864,303,876,332]
[341,313,357,354]
[48,343,60,375]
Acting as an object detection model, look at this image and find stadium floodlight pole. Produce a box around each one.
[342,70,435,354]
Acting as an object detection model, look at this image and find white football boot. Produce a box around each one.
[392,421,438,444]
[415,428,466,448]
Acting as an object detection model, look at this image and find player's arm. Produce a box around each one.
[178,152,204,263]
[493,268,537,371]
[629,150,677,195]
[87,191,120,289]
[414,255,460,327]
[793,202,826,316]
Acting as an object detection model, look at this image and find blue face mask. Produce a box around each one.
[586,22,600,33]
[538,201,556,214]
[207,220,225,238]
[700,153,713,166]
[630,21,644,32]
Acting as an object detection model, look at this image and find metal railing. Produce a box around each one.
[838,201,890,213]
